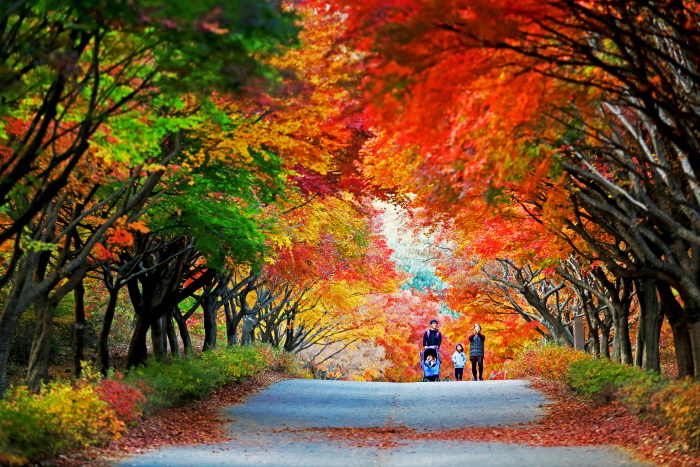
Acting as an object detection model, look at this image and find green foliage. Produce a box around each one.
[142,0,300,93]
[567,358,654,404]
[149,155,287,269]
[125,345,268,412]
[2,0,299,106]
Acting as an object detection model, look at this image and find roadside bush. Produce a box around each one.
[0,345,284,464]
[512,344,700,450]
[261,345,312,378]
[125,345,269,412]
[0,382,124,463]
[201,345,267,382]
[619,370,666,415]
[277,352,312,378]
[96,373,147,425]
[509,343,590,383]
[649,379,700,450]
[567,358,654,404]
[125,357,222,411]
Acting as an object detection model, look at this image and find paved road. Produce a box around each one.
[119,380,652,467]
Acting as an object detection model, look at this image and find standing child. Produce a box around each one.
[468,324,486,381]
[451,343,466,381]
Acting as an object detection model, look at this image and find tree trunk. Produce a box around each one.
[670,320,694,378]
[642,301,663,373]
[634,315,644,368]
[590,326,600,360]
[259,316,275,345]
[0,267,36,397]
[173,308,193,356]
[202,294,218,351]
[72,279,86,379]
[242,316,255,346]
[96,288,119,375]
[224,302,238,347]
[522,287,574,346]
[658,281,695,378]
[26,293,56,392]
[638,279,660,371]
[618,315,633,364]
[688,319,700,381]
[151,315,166,362]
[599,326,610,359]
[166,310,180,358]
[284,318,294,352]
[127,315,151,369]
[10,253,52,394]
[612,300,633,364]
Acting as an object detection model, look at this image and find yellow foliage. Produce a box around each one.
[40,382,125,446]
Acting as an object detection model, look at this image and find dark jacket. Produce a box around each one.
[423,329,442,348]
[468,333,486,357]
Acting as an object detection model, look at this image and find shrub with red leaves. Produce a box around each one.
[96,374,147,425]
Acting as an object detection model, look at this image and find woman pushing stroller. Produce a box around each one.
[422,319,442,349]
[420,319,442,381]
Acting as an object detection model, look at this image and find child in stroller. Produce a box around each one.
[420,346,441,382]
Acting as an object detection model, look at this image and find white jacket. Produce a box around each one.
[451,351,467,368]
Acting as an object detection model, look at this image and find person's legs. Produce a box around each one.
[471,358,478,380]
[455,367,463,381]
[477,356,484,380]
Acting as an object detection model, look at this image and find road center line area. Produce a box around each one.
[118,380,653,467]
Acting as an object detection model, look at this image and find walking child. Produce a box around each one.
[468,324,486,381]
[451,343,466,381]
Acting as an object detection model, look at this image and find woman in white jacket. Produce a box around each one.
[451,343,467,381]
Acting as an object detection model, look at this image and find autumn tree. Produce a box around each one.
[328,0,700,378]
[0,0,298,282]
[0,0,301,395]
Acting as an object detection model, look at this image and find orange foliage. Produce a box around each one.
[321,0,599,208]
[371,290,447,381]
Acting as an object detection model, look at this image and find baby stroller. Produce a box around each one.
[420,346,441,382]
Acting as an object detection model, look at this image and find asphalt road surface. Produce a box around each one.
[118,380,652,467]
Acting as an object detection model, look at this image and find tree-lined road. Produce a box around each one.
[119,380,652,467]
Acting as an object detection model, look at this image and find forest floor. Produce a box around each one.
[29,376,700,467]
